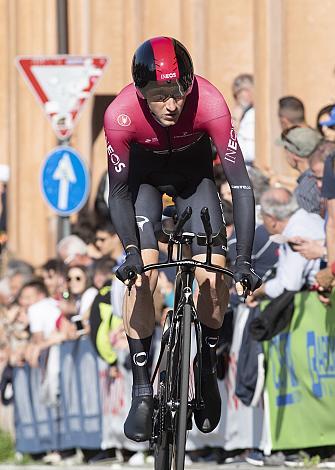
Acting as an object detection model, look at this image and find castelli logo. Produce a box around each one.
[136,215,149,231]
[117,114,131,127]
[133,352,148,367]
[161,72,177,79]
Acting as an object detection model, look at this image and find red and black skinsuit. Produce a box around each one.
[104,75,255,259]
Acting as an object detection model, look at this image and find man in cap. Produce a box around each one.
[277,126,323,214]
[278,96,308,131]
[318,105,335,141]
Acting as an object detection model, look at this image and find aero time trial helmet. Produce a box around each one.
[132,37,194,101]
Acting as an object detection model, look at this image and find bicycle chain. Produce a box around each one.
[159,378,167,438]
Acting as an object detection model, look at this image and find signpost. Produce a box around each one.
[16,54,108,241]
[41,146,90,216]
[16,55,108,141]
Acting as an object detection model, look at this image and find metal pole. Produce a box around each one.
[55,1,70,449]
[56,0,71,242]
[57,0,69,54]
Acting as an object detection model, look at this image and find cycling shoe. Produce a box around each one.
[124,395,154,442]
[193,364,221,433]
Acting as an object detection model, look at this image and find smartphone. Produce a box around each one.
[288,241,302,252]
[71,314,85,333]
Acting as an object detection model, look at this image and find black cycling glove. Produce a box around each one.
[233,256,262,293]
[116,246,144,283]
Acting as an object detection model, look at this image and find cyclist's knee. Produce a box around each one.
[198,272,225,290]
[140,249,159,292]
[198,274,228,304]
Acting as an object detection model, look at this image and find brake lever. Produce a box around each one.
[236,278,250,302]
[127,270,137,295]
[242,284,249,302]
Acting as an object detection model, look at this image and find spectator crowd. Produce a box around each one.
[0,74,334,467]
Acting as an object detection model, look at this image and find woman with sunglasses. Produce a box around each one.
[58,265,97,335]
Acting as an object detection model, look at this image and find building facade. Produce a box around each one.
[1,0,334,264]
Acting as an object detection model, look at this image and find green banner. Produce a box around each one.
[264,291,335,450]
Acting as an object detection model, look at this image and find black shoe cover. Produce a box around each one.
[194,367,221,433]
[124,395,154,442]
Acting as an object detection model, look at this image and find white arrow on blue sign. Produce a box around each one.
[41,146,90,216]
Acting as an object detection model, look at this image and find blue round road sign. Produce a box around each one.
[41,146,90,216]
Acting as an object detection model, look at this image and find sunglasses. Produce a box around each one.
[67,275,84,282]
[281,125,302,152]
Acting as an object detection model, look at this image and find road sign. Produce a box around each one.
[16,55,108,140]
[41,146,90,216]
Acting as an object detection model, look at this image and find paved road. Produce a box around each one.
[0,465,285,470]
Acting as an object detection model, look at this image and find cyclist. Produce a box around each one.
[104,36,261,442]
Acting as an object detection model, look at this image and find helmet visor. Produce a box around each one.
[139,80,191,102]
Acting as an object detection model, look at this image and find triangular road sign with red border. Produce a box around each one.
[16,55,108,140]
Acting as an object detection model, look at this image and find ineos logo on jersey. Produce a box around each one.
[107,144,125,173]
[161,72,177,79]
[136,215,149,231]
[133,352,148,367]
[224,121,238,164]
[117,114,131,127]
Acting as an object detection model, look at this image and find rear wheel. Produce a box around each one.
[153,312,174,470]
[154,369,172,470]
[154,428,172,470]
[153,303,192,470]
[171,303,192,470]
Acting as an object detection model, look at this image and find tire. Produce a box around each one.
[154,428,172,470]
[172,303,192,470]
[154,315,173,470]
[154,300,192,470]
[154,369,172,470]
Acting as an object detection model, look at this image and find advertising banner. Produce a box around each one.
[265,291,335,450]
[13,361,57,454]
[14,337,104,453]
[58,337,102,449]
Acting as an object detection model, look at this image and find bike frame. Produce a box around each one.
[143,206,237,470]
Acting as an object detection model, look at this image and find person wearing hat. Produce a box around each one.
[276,126,323,214]
[278,96,308,131]
[317,104,335,142]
